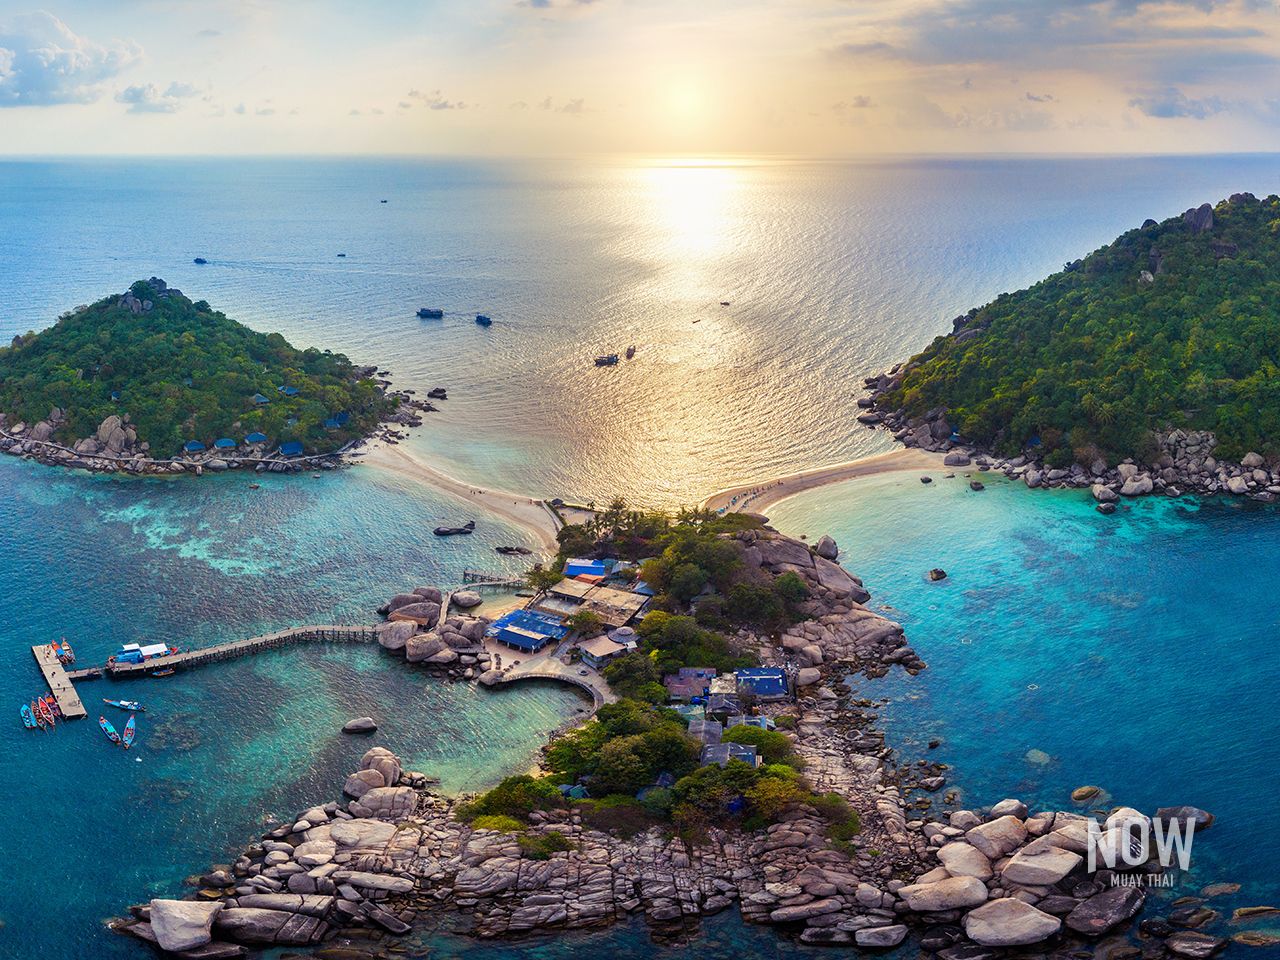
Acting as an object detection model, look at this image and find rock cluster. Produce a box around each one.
[375,583,493,681]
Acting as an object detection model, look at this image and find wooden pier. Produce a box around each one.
[97,624,377,678]
[31,644,88,719]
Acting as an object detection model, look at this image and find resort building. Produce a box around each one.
[727,715,777,732]
[530,576,651,628]
[700,742,760,769]
[705,693,743,722]
[485,610,570,653]
[564,557,608,579]
[578,627,638,670]
[663,666,717,701]
[279,441,304,457]
[687,718,723,745]
[735,667,790,701]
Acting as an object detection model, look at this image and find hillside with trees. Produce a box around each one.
[0,278,394,457]
[880,193,1280,465]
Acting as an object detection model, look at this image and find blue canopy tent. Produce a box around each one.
[244,432,268,444]
[214,438,237,450]
[183,440,206,453]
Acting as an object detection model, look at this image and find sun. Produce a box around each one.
[664,81,707,125]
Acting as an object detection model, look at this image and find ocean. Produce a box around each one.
[0,155,1278,957]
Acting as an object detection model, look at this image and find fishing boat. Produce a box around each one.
[417,307,444,319]
[433,520,476,537]
[31,701,45,729]
[122,714,136,749]
[35,698,55,728]
[20,704,36,729]
[99,716,121,744]
[103,698,145,712]
[52,639,76,664]
[151,667,176,678]
[475,314,492,326]
[594,354,619,366]
[44,696,63,719]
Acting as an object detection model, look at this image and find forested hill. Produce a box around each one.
[0,278,393,456]
[881,193,1280,465]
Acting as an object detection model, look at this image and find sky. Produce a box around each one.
[0,0,1278,156]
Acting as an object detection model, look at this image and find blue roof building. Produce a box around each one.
[486,610,570,652]
[700,742,760,769]
[277,385,300,396]
[245,432,268,444]
[214,438,237,449]
[279,441,304,457]
[110,390,121,402]
[564,558,609,579]
[183,440,206,453]
[334,411,350,425]
[252,393,270,405]
[735,667,790,701]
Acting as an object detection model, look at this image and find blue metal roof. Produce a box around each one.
[183,440,206,452]
[245,432,268,444]
[279,441,304,456]
[735,667,789,699]
[214,438,237,449]
[485,610,570,650]
[252,393,270,404]
[323,418,339,429]
[565,558,608,578]
[277,385,300,396]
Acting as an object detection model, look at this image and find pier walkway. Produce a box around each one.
[31,644,88,718]
[79,624,377,679]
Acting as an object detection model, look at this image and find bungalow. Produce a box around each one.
[279,441,304,457]
[244,432,268,445]
[578,584,649,629]
[700,742,760,769]
[578,627,638,670]
[705,693,743,722]
[564,558,609,579]
[687,718,723,745]
[735,667,790,702]
[214,438,237,450]
[252,393,271,405]
[664,666,717,701]
[183,440,206,453]
[727,715,777,732]
[277,385,300,397]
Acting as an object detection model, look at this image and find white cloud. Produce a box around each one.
[0,12,141,107]
[407,88,466,110]
[115,81,200,114]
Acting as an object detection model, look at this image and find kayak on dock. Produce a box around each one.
[20,704,36,729]
[103,698,145,712]
[99,716,121,744]
[122,714,136,749]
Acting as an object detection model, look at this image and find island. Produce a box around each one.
[107,503,1226,959]
[865,193,1280,503]
[0,278,424,475]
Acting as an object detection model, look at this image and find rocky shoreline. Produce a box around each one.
[111,530,1238,960]
[860,369,1280,508]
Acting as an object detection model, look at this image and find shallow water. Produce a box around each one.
[769,472,1280,920]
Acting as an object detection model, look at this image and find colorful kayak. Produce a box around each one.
[20,704,36,729]
[103,698,145,712]
[99,716,121,744]
[122,714,136,749]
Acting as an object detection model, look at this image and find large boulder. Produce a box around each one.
[1001,846,1082,885]
[1183,203,1214,234]
[342,768,384,798]
[413,585,443,603]
[385,593,423,612]
[965,815,1027,860]
[964,898,1062,946]
[1241,452,1265,468]
[936,842,993,880]
[814,535,838,560]
[388,601,440,626]
[348,785,416,819]
[755,535,814,569]
[329,818,397,848]
[1065,886,1145,936]
[451,590,482,609]
[898,875,989,911]
[1091,484,1118,503]
[149,900,224,952]
[360,747,402,787]
[1155,805,1215,831]
[405,633,447,663]
[812,556,862,598]
[1120,475,1153,496]
[376,620,416,651]
[855,925,908,947]
[795,667,821,687]
[342,716,377,734]
[944,452,971,466]
[213,908,322,945]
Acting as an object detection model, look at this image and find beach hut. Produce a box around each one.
[279,441,304,457]
[564,558,609,579]
[277,385,300,397]
[252,393,270,405]
[214,438,237,450]
[183,440,206,453]
[244,432,268,445]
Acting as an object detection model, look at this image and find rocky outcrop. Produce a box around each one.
[149,899,224,952]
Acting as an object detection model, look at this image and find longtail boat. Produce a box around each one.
[35,698,56,727]
[122,714,136,750]
[32,701,46,729]
[103,698,145,712]
[20,704,36,729]
[99,716,121,744]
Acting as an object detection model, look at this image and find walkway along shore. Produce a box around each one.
[701,447,946,515]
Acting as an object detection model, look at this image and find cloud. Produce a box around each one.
[115,81,200,114]
[558,97,585,114]
[0,12,141,107]
[256,106,275,116]
[832,41,896,59]
[1128,86,1226,118]
[233,102,246,115]
[831,96,874,115]
[1025,92,1054,102]
[408,88,466,110]
[196,28,221,38]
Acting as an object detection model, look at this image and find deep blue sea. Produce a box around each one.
[1,155,1278,957]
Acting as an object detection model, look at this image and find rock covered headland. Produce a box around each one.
[112,530,1228,959]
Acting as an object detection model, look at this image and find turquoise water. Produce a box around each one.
[770,473,1280,920]
[2,156,1280,956]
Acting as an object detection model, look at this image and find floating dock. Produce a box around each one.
[30,644,88,719]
